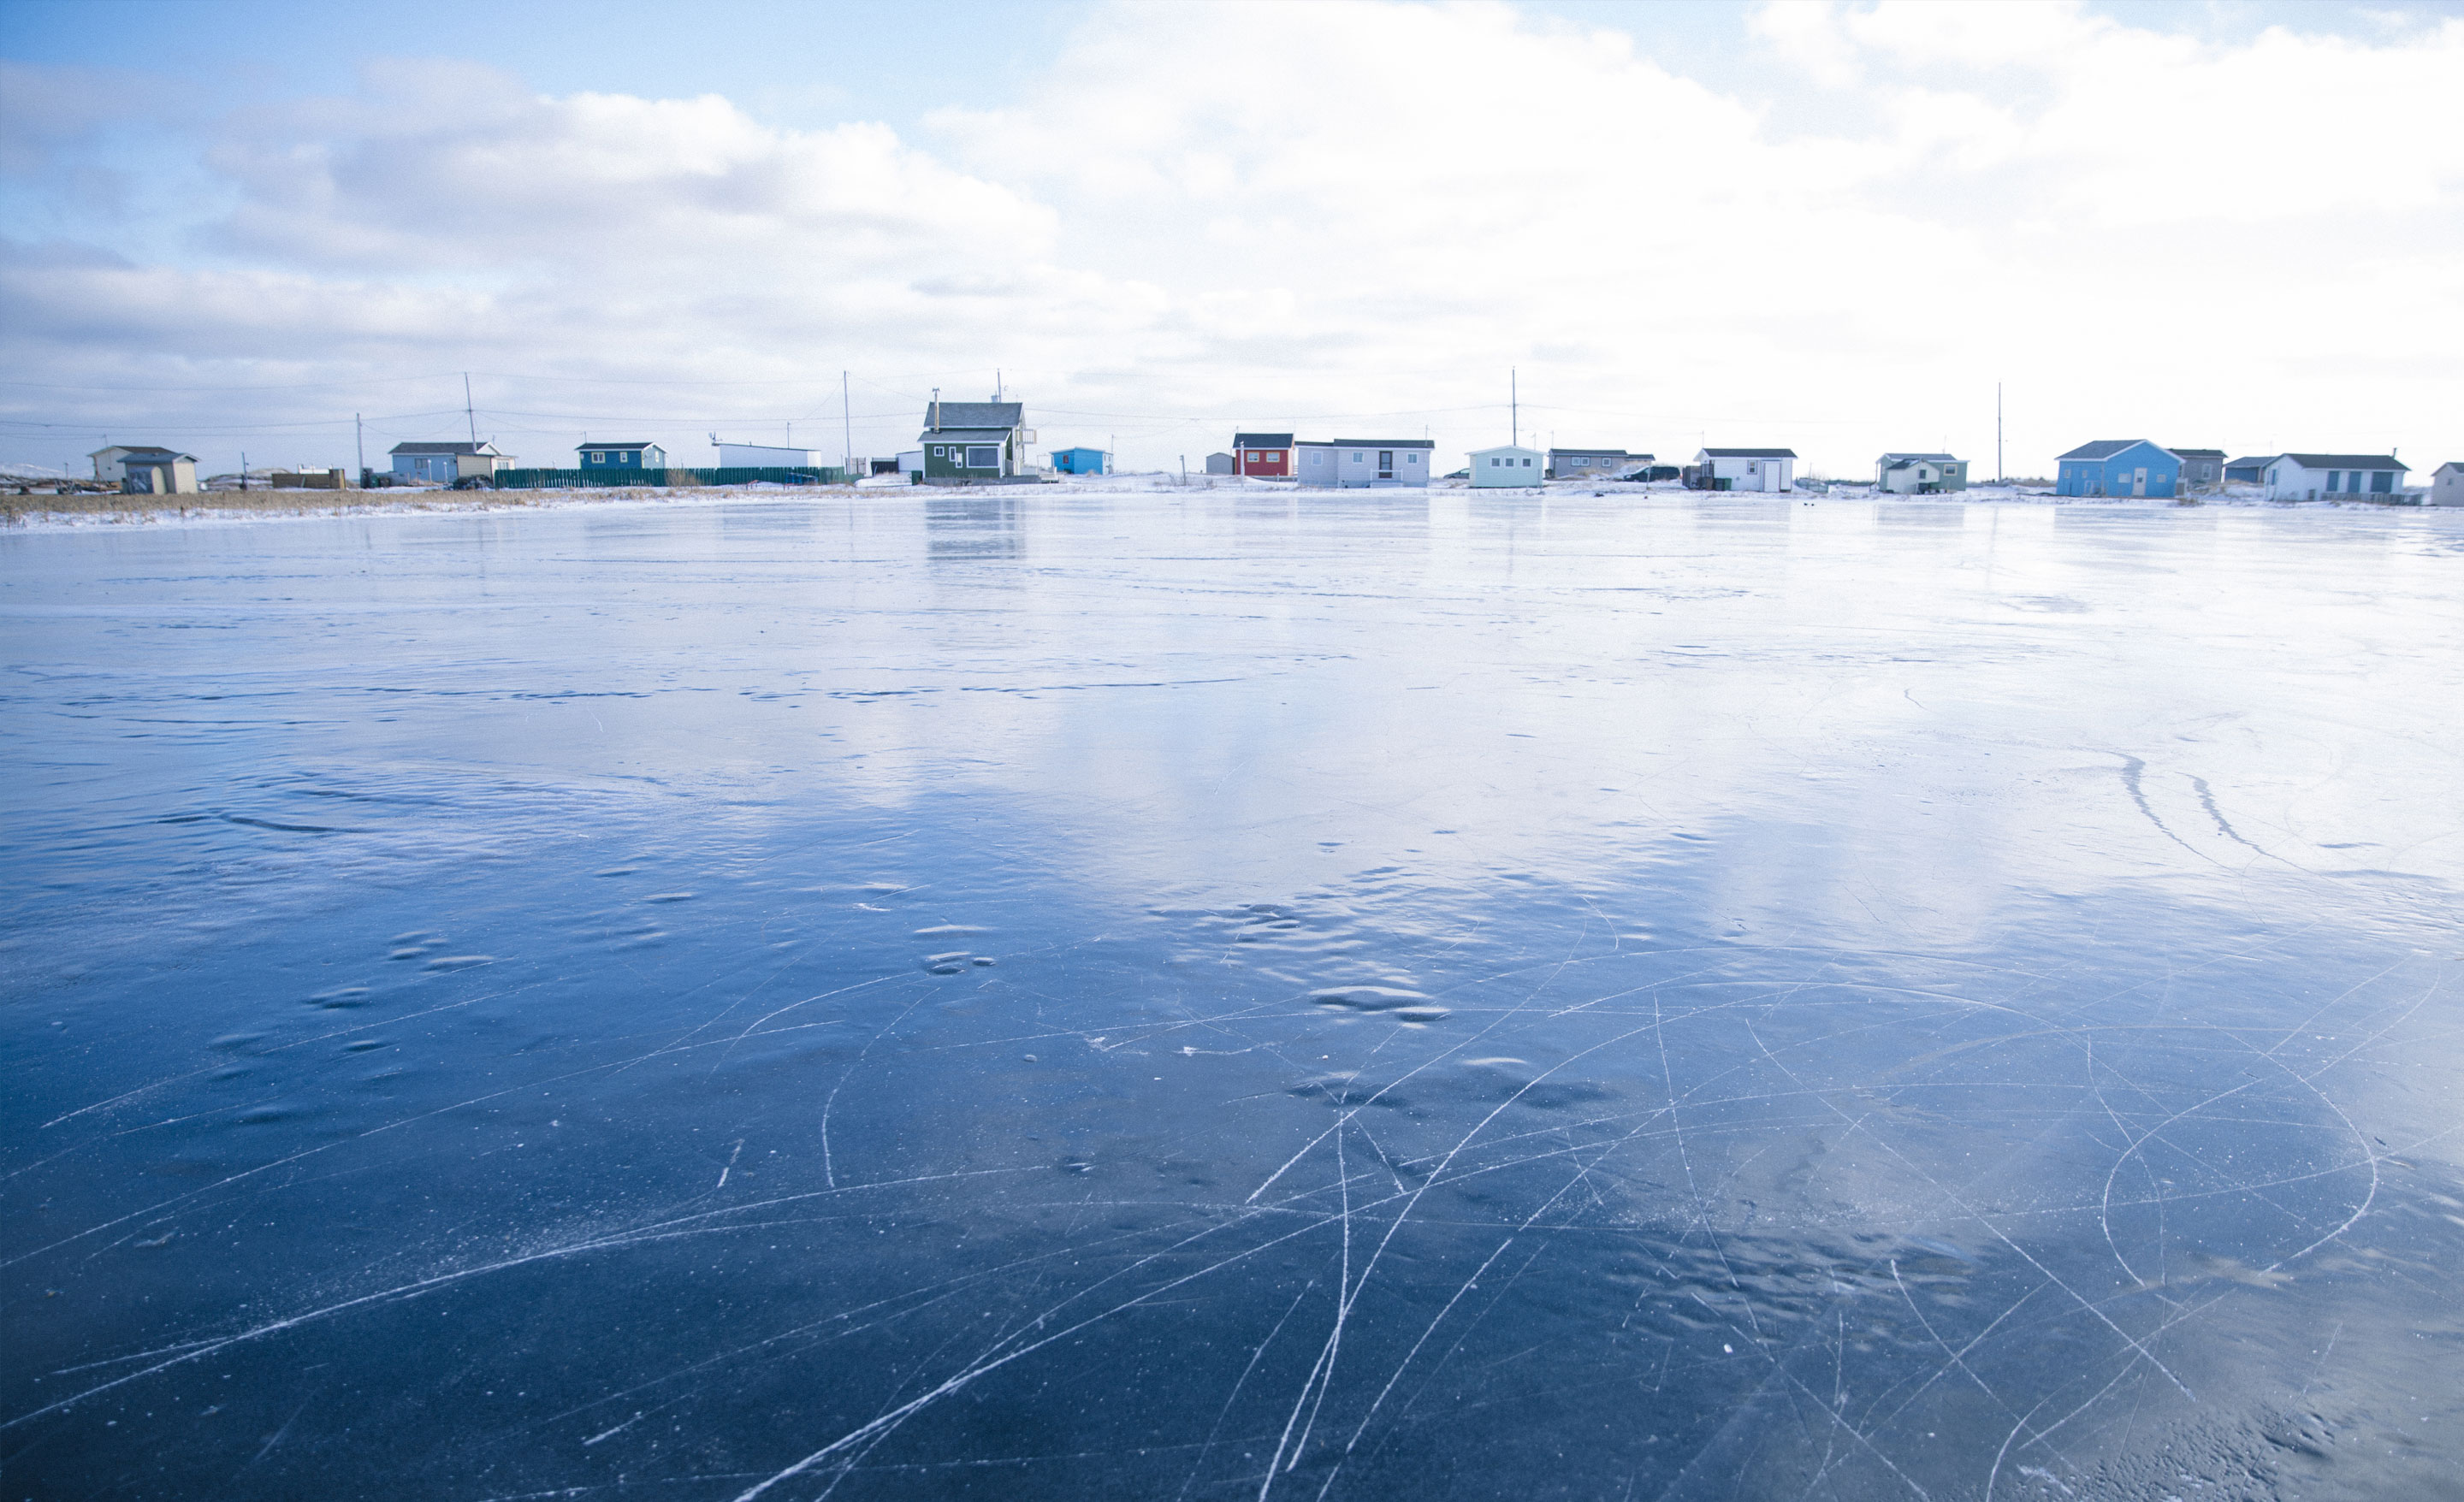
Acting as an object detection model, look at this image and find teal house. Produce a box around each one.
[1051,446,1108,475]
[2054,440,2177,499]
[577,441,666,470]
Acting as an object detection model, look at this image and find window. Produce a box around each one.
[965,446,998,469]
[2372,470,2393,494]
[933,446,945,458]
[2325,470,2341,493]
[588,452,603,464]
[1247,452,1259,463]
[1406,453,1419,464]
[1522,457,1532,466]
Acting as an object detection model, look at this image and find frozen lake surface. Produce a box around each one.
[5,494,2461,1500]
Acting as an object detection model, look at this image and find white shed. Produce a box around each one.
[1695,447,1796,492]
[1469,445,1545,488]
[2431,462,2464,507]
[715,442,821,469]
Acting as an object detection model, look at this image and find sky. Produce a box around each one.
[3,0,2460,480]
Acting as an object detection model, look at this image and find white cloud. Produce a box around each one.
[2,1,2459,476]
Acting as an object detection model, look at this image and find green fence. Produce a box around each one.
[490,467,850,490]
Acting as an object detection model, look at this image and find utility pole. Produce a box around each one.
[1996,381,2004,485]
[240,450,248,492]
[842,370,852,476]
[463,373,477,446]
[355,413,364,487]
[1511,368,1519,447]
[1179,455,1186,486]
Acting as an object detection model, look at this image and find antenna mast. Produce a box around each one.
[1511,368,1518,447]
[1996,381,2004,484]
[842,370,852,477]
[463,373,477,445]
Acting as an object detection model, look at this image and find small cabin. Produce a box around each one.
[1875,452,1966,494]
[577,442,666,470]
[1691,447,1797,492]
[1050,446,1110,476]
[1469,445,1545,488]
[2262,454,2407,502]
[2054,441,2177,499]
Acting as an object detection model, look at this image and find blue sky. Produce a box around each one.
[3,0,2461,477]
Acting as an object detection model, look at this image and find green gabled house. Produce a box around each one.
[917,398,1035,482]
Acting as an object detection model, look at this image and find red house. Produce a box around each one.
[1233,432,1293,478]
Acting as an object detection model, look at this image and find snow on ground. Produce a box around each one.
[0,471,2439,532]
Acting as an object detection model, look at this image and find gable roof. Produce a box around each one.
[2435,461,2464,476]
[2168,447,2226,459]
[922,427,1017,442]
[2057,439,2165,462]
[924,401,1022,431]
[123,451,197,464]
[1702,446,1797,458]
[1327,438,1436,448]
[1549,448,1638,458]
[2224,455,2276,469]
[1469,444,1543,456]
[2277,453,2406,470]
[1878,452,1959,464]
[1233,432,1294,446]
[393,441,503,456]
[90,444,181,459]
[573,441,658,452]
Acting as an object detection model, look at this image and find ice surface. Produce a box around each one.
[3,493,2461,1499]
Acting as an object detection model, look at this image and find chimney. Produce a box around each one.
[931,389,939,432]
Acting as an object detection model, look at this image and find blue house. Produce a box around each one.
[575,441,666,470]
[1050,446,1109,475]
[2054,440,2179,499]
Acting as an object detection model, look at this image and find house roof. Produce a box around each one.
[2056,440,2170,461]
[392,441,500,456]
[1469,445,1543,456]
[2169,447,2227,459]
[124,451,197,464]
[924,428,1017,442]
[90,444,181,458]
[1326,439,1436,449]
[2278,453,2407,470]
[2435,461,2464,476]
[925,401,1022,430]
[1702,447,1797,458]
[1052,445,1106,454]
[1549,448,1635,458]
[2224,455,2275,468]
[1233,432,1294,446]
[573,441,659,452]
[1878,452,1959,464]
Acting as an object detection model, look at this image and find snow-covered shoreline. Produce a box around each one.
[1,474,2446,534]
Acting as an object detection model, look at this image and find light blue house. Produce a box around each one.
[2054,440,2178,499]
[1469,444,1545,488]
[576,441,666,470]
[1050,446,1109,475]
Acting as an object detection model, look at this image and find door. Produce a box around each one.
[2132,467,2147,497]
[1377,451,1394,480]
